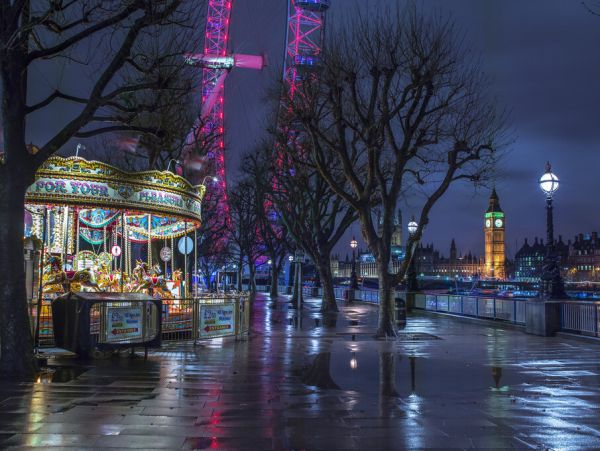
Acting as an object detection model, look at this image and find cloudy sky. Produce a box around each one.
[224,0,600,258]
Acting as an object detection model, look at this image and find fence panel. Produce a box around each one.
[334,287,345,300]
[478,298,495,318]
[494,299,514,322]
[436,295,449,312]
[414,294,426,309]
[425,294,437,311]
[561,303,599,336]
[448,295,462,314]
[161,298,195,342]
[462,297,477,316]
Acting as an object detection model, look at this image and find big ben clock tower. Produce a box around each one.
[484,189,506,279]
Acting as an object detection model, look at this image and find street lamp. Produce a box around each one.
[350,237,359,290]
[199,176,218,219]
[287,255,294,292]
[291,250,304,309]
[407,216,419,292]
[166,159,182,174]
[539,162,565,299]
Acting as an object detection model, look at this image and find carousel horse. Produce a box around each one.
[42,255,102,293]
[131,260,171,298]
[95,263,121,292]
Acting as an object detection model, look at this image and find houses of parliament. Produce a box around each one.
[413,189,506,279]
[332,190,507,280]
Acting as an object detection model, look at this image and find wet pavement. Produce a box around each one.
[1,294,600,450]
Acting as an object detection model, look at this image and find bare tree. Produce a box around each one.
[244,150,293,303]
[228,179,263,295]
[0,0,204,378]
[197,188,230,291]
[289,7,509,337]
[266,132,356,313]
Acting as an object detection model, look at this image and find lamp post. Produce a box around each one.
[407,217,419,292]
[287,255,294,294]
[291,250,304,309]
[350,237,359,289]
[199,175,218,220]
[166,159,182,174]
[539,162,566,299]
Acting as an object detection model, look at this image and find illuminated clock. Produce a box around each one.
[485,219,491,228]
[495,218,503,228]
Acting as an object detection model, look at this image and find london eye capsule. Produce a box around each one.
[296,0,330,12]
[293,54,321,69]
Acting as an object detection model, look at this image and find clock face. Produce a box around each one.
[495,218,503,228]
[485,219,491,228]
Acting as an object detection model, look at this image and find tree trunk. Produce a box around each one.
[316,256,337,313]
[269,266,279,302]
[249,264,257,294]
[376,261,397,338]
[379,352,398,397]
[302,352,340,389]
[237,256,243,291]
[0,175,37,379]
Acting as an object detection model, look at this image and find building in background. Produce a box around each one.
[567,232,600,282]
[514,236,569,281]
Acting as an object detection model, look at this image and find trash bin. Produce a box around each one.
[52,292,161,358]
[395,297,406,325]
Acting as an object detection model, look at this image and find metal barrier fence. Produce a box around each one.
[30,296,56,346]
[560,301,600,337]
[31,293,250,348]
[354,290,381,304]
[88,299,161,349]
[415,293,527,325]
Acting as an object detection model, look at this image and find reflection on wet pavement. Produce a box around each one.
[1,293,600,449]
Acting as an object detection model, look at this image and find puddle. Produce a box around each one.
[36,365,88,384]
[302,351,521,397]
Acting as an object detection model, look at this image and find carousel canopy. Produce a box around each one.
[26,156,206,233]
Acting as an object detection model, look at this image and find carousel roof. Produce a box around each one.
[26,156,206,237]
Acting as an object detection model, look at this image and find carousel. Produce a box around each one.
[25,156,205,303]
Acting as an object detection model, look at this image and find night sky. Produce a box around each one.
[225,0,600,259]
[14,1,600,260]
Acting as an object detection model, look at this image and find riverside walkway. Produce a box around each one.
[1,294,599,449]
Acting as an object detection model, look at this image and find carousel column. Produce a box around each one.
[164,239,168,277]
[120,212,125,292]
[170,237,175,280]
[194,229,198,297]
[147,214,152,267]
[61,206,69,268]
[34,207,48,349]
[184,221,188,298]
[76,211,80,256]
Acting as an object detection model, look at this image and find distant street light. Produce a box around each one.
[350,237,359,290]
[407,216,419,292]
[199,175,219,219]
[539,162,565,299]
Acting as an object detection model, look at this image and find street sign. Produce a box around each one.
[159,246,172,262]
[178,236,194,255]
[111,245,122,257]
[199,304,235,338]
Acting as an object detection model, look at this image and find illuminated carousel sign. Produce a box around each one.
[26,156,206,225]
